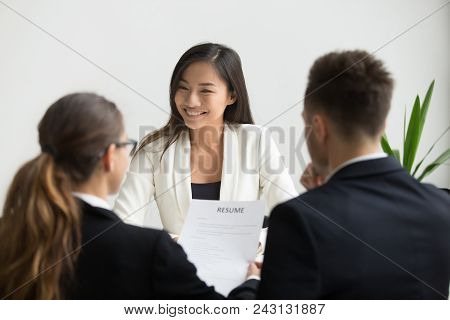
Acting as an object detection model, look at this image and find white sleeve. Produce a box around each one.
[258,128,298,213]
[113,149,156,226]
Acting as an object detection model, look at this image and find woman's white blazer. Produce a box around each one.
[114,124,297,234]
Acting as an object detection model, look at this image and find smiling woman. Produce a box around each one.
[176,62,236,131]
[113,43,297,236]
[135,43,254,157]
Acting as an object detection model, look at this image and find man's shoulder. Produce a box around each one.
[276,184,336,211]
[270,189,326,220]
[421,183,450,201]
[269,183,343,230]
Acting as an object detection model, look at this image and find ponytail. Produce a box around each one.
[0,153,81,299]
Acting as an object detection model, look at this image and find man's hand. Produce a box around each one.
[247,262,262,279]
[300,163,325,190]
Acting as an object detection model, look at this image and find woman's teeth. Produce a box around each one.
[185,110,206,116]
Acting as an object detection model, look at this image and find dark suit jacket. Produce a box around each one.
[258,157,450,299]
[68,201,257,299]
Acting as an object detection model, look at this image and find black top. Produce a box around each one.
[191,181,221,200]
[68,200,258,299]
[258,157,450,299]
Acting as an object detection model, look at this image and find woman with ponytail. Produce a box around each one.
[0,93,259,299]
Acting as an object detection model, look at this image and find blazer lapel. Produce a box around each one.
[173,130,192,219]
[173,125,240,212]
[220,124,239,200]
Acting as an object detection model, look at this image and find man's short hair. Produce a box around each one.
[305,50,394,138]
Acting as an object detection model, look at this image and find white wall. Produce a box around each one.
[1,0,448,224]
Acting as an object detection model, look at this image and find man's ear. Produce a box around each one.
[101,144,116,172]
[227,91,237,106]
[381,120,387,132]
[312,113,329,144]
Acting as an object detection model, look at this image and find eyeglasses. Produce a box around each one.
[96,139,138,159]
[98,138,138,159]
[114,138,138,156]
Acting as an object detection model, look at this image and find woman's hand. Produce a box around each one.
[300,163,325,190]
[246,261,262,279]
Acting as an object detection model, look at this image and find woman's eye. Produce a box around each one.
[201,90,214,93]
[178,86,188,90]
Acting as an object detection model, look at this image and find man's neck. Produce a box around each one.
[327,140,381,174]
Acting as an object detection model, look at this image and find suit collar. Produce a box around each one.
[79,199,121,221]
[328,156,404,182]
[72,192,111,210]
[325,152,387,182]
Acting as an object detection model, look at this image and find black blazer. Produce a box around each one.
[68,201,257,299]
[258,157,450,299]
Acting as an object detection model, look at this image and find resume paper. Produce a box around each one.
[178,199,265,295]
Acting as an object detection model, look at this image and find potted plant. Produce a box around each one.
[381,80,450,189]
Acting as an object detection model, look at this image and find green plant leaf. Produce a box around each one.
[381,134,394,156]
[380,135,401,162]
[403,95,421,173]
[392,149,400,162]
[418,80,434,139]
[417,148,450,182]
[404,80,435,175]
[412,126,450,177]
[403,106,406,147]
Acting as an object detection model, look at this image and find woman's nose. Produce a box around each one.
[185,91,201,108]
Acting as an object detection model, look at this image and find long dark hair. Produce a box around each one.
[136,43,254,156]
[0,93,123,299]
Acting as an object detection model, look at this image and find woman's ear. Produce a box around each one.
[227,91,237,106]
[101,144,116,172]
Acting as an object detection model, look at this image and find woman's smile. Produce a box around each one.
[184,108,208,119]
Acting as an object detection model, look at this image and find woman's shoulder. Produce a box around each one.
[119,222,167,243]
[115,224,186,262]
[139,134,171,154]
[131,133,176,165]
[227,123,268,136]
[227,123,273,144]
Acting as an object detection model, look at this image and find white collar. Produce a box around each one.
[72,192,111,210]
[325,152,388,182]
